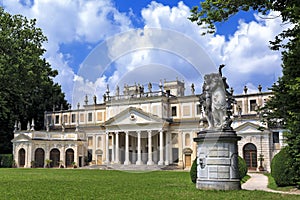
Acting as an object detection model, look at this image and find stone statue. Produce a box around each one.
[115,85,120,96]
[148,82,152,93]
[200,65,234,130]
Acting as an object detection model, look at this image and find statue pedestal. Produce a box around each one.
[193,130,241,190]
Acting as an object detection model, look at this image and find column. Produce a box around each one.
[136,131,142,165]
[115,132,120,164]
[178,131,183,168]
[105,131,109,164]
[158,130,164,165]
[111,133,115,163]
[92,135,96,161]
[165,132,169,165]
[147,130,154,165]
[124,131,130,165]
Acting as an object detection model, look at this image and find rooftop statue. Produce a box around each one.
[200,65,234,130]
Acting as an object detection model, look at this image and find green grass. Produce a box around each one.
[0,169,299,200]
[265,173,296,192]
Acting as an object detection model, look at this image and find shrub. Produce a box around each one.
[271,147,295,186]
[238,156,248,179]
[0,154,13,168]
[190,157,197,183]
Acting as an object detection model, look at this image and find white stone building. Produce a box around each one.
[12,80,284,171]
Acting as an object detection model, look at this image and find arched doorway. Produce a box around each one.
[35,148,45,168]
[18,148,25,167]
[243,143,257,170]
[50,148,60,168]
[65,149,74,168]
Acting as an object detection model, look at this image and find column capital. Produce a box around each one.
[136,130,141,134]
[114,131,119,135]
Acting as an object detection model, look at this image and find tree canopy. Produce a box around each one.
[189,0,300,184]
[0,7,68,153]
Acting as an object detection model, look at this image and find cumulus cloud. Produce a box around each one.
[2,0,132,103]
[2,0,288,106]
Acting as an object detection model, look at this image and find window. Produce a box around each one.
[88,113,93,122]
[273,132,279,143]
[88,137,93,147]
[55,115,60,124]
[250,99,257,111]
[171,106,177,117]
[71,114,76,123]
[196,104,202,115]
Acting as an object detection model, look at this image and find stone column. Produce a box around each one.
[105,131,109,164]
[147,130,154,165]
[165,132,170,165]
[136,131,142,165]
[178,131,183,168]
[158,130,164,165]
[124,131,130,165]
[115,131,120,164]
[92,135,96,161]
[111,133,115,163]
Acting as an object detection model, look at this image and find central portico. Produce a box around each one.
[104,107,170,166]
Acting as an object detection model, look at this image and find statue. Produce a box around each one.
[148,82,152,93]
[115,85,120,96]
[200,65,234,130]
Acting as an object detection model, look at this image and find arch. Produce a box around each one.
[243,143,257,170]
[185,133,190,146]
[65,149,74,168]
[18,148,25,167]
[34,148,45,168]
[50,148,60,168]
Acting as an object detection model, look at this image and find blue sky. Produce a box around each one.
[2,0,286,107]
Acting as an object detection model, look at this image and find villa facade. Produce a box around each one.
[12,79,284,171]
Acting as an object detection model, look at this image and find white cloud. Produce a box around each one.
[2,0,132,103]
[2,1,288,106]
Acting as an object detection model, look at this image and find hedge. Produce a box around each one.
[0,154,13,168]
[271,147,295,186]
[238,156,248,179]
[190,157,197,183]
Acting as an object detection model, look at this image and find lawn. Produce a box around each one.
[0,169,298,200]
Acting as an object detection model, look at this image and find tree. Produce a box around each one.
[0,7,68,153]
[189,0,300,184]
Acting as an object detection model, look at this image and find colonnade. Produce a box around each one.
[104,130,170,165]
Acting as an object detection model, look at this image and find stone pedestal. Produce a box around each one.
[193,130,241,190]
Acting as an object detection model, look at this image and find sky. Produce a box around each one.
[1,0,288,108]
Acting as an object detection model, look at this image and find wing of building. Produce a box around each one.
[12,80,284,171]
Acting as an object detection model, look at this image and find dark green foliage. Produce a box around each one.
[238,156,248,179]
[190,157,197,183]
[271,148,296,186]
[0,8,68,153]
[0,154,13,168]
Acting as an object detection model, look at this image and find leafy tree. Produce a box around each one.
[0,7,68,153]
[189,0,300,183]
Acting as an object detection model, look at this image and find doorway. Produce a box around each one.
[243,143,257,170]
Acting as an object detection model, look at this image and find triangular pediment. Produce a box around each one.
[105,107,164,127]
[234,122,263,133]
[11,133,32,142]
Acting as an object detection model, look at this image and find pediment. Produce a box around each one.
[11,133,32,142]
[234,122,263,133]
[105,107,164,127]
